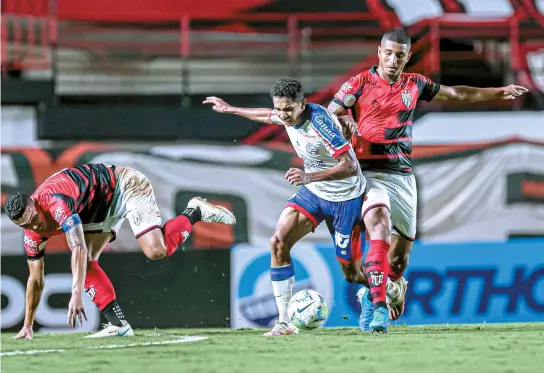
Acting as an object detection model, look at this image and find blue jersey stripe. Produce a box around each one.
[308,103,347,151]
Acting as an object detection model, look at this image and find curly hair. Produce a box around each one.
[270,78,304,101]
[382,28,411,47]
[4,192,29,221]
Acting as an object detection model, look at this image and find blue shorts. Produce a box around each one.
[286,186,364,263]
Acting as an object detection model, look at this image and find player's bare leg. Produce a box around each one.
[363,206,391,333]
[265,207,314,336]
[84,232,134,338]
[137,229,169,259]
[387,234,412,320]
[340,259,368,286]
[137,197,236,259]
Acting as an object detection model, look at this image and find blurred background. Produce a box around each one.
[1,0,543,334]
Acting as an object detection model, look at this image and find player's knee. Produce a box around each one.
[142,244,167,260]
[364,207,390,238]
[342,267,357,283]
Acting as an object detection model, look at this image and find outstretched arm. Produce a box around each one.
[203,96,273,124]
[63,216,88,328]
[433,84,529,102]
[11,258,45,340]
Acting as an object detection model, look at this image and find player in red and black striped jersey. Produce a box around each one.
[328,28,529,333]
[5,163,236,339]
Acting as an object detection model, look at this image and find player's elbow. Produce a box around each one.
[343,158,359,177]
[327,102,345,115]
[456,93,471,102]
[450,87,471,102]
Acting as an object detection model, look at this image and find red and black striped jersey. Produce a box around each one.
[334,66,440,174]
[24,163,117,259]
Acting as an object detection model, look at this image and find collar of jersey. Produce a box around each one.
[292,109,310,129]
[371,65,403,88]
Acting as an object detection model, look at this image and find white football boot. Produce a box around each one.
[83,321,134,338]
[187,197,236,225]
[386,277,408,321]
[263,321,299,336]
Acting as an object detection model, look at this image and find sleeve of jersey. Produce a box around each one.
[313,111,351,158]
[333,75,362,109]
[24,229,47,260]
[268,111,285,126]
[416,74,441,102]
[47,194,78,229]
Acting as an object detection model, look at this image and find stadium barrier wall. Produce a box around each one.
[1,250,230,333]
[231,240,544,328]
[2,139,543,257]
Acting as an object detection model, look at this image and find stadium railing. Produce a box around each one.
[2,6,382,94]
[2,3,541,102]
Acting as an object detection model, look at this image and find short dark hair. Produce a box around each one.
[4,193,29,221]
[382,28,411,47]
[270,78,304,101]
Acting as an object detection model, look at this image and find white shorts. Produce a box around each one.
[361,171,417,240]
[82,167,162,238]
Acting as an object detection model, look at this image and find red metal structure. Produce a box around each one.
[2,0,542,145]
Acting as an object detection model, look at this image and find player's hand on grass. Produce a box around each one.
[500,85,529,99]
[285,168,311,186]
[11,325,33,339]
[67,291,87,328]
[203,96,233,113]
[336,115,360,140]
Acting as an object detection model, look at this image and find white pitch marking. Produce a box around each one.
[88,336,208,349]
[1,335,207,356]
[0,349,66,356]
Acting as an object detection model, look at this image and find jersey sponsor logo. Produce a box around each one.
[306,143,320,155]
[314,115,336,140]
[340,81,353,92]
[334,232,350,249]
[401,89,412,108]
[343,94,356,107]
[54,206,65,223]
[23,235,39,252]
[303,158,326,170]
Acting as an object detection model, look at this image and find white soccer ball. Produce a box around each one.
[287,289,328,330]
[386,277,408,310]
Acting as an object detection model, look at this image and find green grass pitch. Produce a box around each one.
[2,324,544,373]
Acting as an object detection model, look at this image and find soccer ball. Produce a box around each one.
[386,277,407,307]
[287,289,328,330]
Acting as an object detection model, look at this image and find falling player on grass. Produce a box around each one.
[204,78,368,336]
[329,28,529,333]
[5,163,236,339]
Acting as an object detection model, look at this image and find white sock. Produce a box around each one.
[272,276,294,323]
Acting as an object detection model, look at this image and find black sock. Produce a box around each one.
[374,301,388,310]
[102,300,126,327]
[181,207,201,225]
[366,288,373,302]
